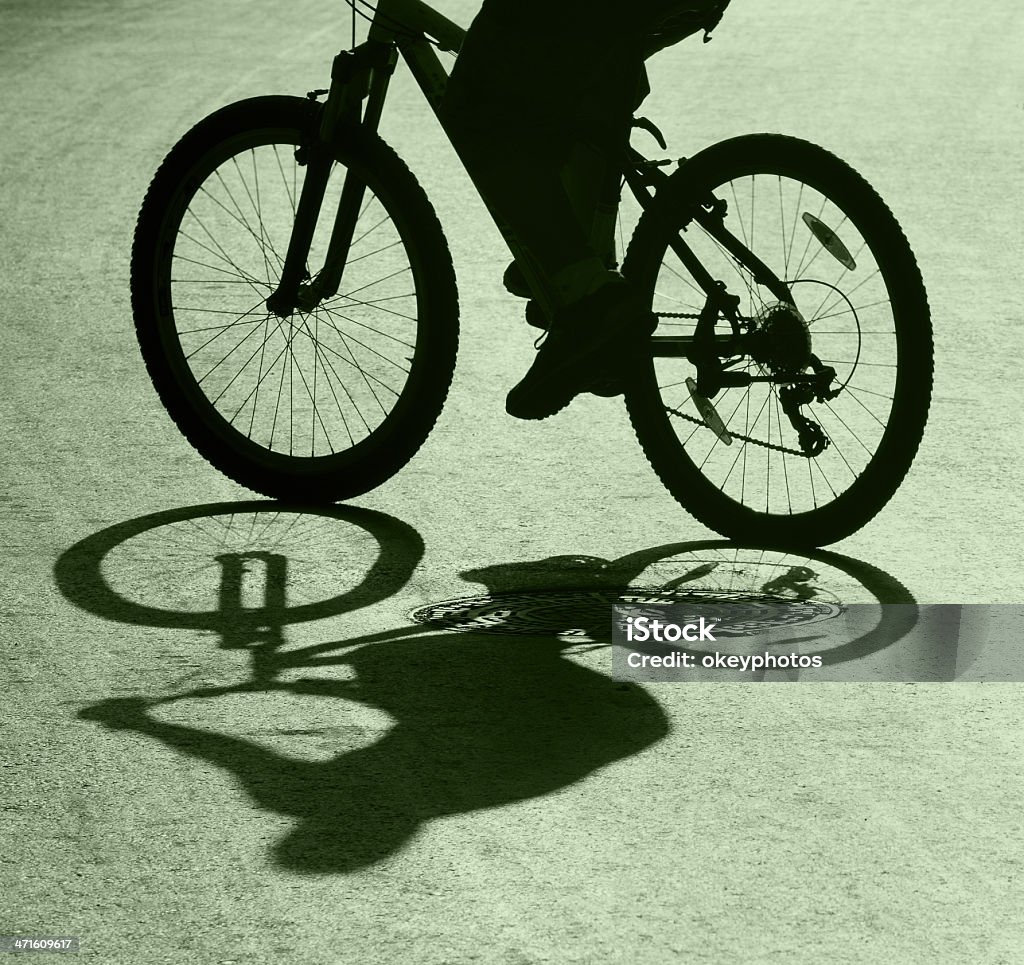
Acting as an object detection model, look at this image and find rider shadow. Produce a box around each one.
[65,505,670,875]
[66,505,928,875]
[94,631,666,875]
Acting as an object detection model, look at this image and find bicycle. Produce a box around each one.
[130,0,933,546]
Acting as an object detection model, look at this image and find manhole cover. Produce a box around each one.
[410,588,841,637]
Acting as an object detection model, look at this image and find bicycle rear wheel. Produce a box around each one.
[131,95,459,502]
[623,134,932,545]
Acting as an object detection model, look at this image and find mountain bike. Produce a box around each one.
[130,0,933,546]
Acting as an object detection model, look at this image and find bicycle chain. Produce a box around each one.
[664,405,810,456]
[653,310,811,457]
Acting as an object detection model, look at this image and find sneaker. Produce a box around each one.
[522,301,627,399]
[505,279,655,420]
[528,301,630,399]
[524,298,628,398]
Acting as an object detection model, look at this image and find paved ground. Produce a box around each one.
[2,1,1023,962]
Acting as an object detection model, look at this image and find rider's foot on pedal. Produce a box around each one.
[523,300,628,396]
[505,278,655,420]
[512,264,630,397]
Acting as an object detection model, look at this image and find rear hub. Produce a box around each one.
[747,301,812,374]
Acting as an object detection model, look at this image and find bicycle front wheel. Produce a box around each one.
[623,134,932,545]
[131,96,459,502]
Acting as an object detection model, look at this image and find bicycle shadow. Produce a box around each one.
[59,503,917,875]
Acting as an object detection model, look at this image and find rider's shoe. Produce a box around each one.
[505,278,655,420]
[524,298,631,398]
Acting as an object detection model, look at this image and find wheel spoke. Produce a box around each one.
[631,146,929,541]
[150,120,444,469]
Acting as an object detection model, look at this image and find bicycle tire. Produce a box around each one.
[622,134,932,545]
[131,95,459,502]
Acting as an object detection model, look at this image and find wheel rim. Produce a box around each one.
[158,129,423,464]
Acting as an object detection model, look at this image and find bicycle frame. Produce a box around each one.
[265,0,797,387]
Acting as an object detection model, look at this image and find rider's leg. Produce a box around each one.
[443,0,650,312]
[455,128,612,311]
[455,112,657,420]
[503,112,640,307]
[445,0,718,308]
[442,0,677,417]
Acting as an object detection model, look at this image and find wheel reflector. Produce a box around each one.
[686,377,733,444]
[802,212,856,270]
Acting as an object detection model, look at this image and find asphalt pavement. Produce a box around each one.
[2,1,1022,962]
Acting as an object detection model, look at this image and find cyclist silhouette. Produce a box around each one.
[443,0,730,420]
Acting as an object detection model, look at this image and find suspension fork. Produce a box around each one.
[265,41,396,319]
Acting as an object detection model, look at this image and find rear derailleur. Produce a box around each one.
[690,297,841,457]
